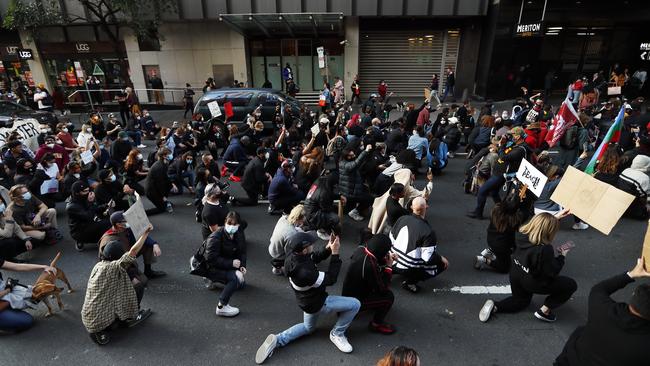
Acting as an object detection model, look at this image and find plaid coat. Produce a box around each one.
[81,253,138,333]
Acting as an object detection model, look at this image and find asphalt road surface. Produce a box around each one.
[0,109,646,366]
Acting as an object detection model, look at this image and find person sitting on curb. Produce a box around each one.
[81,225,154,345]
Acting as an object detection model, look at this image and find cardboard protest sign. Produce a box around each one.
[0,118,40,151]
[643,220,650,269]
[310,123,320,136]
[424,88,431,102]
[123,193,151,239]
[551,166,634,235]
[516,158,547,197]
[80,150,94,165]
[207,100,222,118]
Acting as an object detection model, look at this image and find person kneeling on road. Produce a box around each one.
[206,211,247,317]
[98,211,166,282]
[255,232,360,364]
[555,258,650,366]
[342,233,397,335]
[479,211,577,323]
[389,196,449,293]
[81,225,154,345]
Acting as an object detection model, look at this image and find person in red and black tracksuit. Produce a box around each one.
[342,233,397,335]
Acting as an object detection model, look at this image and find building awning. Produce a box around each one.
[219,13,344,38]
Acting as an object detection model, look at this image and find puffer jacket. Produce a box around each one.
[303,176,336,228]
[338,150,368,199]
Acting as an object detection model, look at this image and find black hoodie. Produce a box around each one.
[511,232,564,282]
[556,273,650,366]
[341,234,393,300]
[285,240,341,314]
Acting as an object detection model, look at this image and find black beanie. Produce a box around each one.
[366,234,392,260]
[102,240,125,261]
[630,283,650,320]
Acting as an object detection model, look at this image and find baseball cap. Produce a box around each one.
[118,131,128,139]
[71,180,89,194]
[102,240,125,261]
[98,169,113,181]
[109,211,126,225]
[509,126,525,137]
[287,232,318,253]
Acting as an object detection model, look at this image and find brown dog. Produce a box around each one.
[31,252,74,317]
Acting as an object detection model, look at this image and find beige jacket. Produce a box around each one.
[368,168,432,234]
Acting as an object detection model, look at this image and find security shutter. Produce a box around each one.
[359,29,460,98]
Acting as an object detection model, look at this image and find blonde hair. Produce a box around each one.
[287,204,305,225]
[518,213,559,246]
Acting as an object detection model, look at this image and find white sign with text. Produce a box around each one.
[516,158,548,197]
[123,193,151,240]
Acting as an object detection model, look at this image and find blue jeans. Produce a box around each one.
[276,295,361,347]
[442,85,454,101]
[0,309,34,332]
[474,175,505,216]
[126,130,142,146]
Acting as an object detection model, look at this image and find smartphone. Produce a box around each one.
[557,241,575,254]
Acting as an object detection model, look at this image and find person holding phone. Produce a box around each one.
[479,211,577,323]
[342,234,397,335]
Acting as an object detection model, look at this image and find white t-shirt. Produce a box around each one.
[34,91,49,109]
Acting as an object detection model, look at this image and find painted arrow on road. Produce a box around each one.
[433,285,512,294]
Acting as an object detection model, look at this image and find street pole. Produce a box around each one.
[84,79,94,111]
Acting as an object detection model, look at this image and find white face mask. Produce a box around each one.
[109,175,116,182]
[137,154,143,160]
[86,128,92,133]
[0,203,5,213]
[73,173,80,178]
[46,143,54,148]
[502,113,509,119]
[225,224,239,235]
[62,128,68,133]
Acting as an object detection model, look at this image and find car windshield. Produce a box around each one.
[0,101,29,115]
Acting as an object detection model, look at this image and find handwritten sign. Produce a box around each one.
[643,220,650,269]
[0,118,40,151]
[207,100,222,118]
[80,150,94,165]
[516,158,547,197]
[551,166,634,235]
[123,193,151,240]
[311,123,320,136]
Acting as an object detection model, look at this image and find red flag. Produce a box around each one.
[545,100,579,148]
[224,102,234,118]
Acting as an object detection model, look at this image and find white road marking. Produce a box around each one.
[433,285,512,294]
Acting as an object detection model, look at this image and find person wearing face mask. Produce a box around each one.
[268,159,305,215]
[76,123,95,149]
[167,151,195,195]
[105,113,122,141]
[0,198,34,261]
[145,147,177,215]
[65,181,111,246]
[56,122,78,152]
[36,124,54,146]
[205,211,247,317]
[89,113,106,140]
[62,161,84,198]
[141,110,160,140]
[12,159,36,187]
[123,149,148,196]
[94,169,134,212]
[98,211,165,282]
[2,141,34,174]
[268,205,306,275]
[8,184,60,245]
[339,145,374,222]
[126,112,146,149]
[35,135,69,171]
[195,153,220,181]
[232,148,270,207]
[222,135,250,180]
[32,153,61,208]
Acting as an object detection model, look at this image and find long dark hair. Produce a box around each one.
[491,202,523,233]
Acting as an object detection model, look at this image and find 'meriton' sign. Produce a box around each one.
[514,22,544,38]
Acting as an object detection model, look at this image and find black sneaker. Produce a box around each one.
[89,331,110,345]
[145,270,167,279]
[466,211,484,220]
[401,281,420,293]
[534,309,557,322]
[126,309,153,328]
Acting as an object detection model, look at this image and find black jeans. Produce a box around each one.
[270,191,305,214]
[345,192,375,213]
[395,265,446,285]
[209,269,244,305]
[145,194,168,216]
[359,291,394,323]
[496,269,577,313]
[488,246,512,274]
[234,186,259,206]
[225,161,246,177]
[120,108,130,125]
[72,220,112,243]
[0,237,27,259]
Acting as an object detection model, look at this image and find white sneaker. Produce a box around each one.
[348,209,364,222]
[448,151,455,158]
[271,267,283,276]
[317,229,330,240]
[572,222,589,230]
[329,332,353,353]
[255,334,277,364]
[474,255,488,270]
[480,248,497,262]
[479,299,495,322]
[137,144,147,148]
[216,303,240,317]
